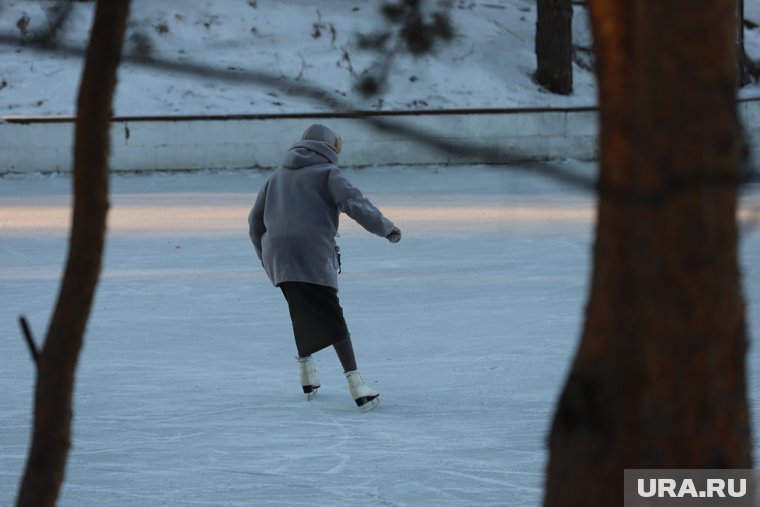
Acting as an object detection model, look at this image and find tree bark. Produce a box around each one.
[544,1,751,505]
[535,0,573,94]
[16,1,131,506]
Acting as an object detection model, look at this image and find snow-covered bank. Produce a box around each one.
[0,0,599,116]
[2,0,758,119]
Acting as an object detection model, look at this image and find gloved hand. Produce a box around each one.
[386,226,401,243]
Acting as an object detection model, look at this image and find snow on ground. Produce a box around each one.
[1,0,758,118]
[0,0,592,115]
[1,164,759,506]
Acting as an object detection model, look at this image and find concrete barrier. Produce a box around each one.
[1,99,759,173]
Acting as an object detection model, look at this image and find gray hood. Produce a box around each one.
[282,140,338,169]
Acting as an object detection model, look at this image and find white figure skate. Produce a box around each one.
[297,356,320,400]
[345,371,380,412]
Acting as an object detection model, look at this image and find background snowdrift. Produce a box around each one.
[3,0,757,117]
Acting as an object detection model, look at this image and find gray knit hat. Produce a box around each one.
[301,124,342,154]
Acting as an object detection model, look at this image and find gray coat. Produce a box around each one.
[248,140,395,289]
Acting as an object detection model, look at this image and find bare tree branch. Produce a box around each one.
[18,316,40,367]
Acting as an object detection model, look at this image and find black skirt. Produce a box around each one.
[279,282,350,357]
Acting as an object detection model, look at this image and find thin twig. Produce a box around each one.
[18,315,40,367]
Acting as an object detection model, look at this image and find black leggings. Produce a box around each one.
[332,336,357,373]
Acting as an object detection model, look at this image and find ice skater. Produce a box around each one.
[248,124,401,412]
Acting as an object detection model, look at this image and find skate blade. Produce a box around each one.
[305,388,318,401]
[356,396,379,413]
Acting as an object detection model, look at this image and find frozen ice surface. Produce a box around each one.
[0,164,758,506]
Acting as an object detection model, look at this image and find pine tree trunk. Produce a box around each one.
[544,1,752,505]
[16,1,131,506]
[535,0,573,94]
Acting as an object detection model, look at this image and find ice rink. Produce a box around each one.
[1,163,758,506]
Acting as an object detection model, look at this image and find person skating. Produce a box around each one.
[248,124,401,412]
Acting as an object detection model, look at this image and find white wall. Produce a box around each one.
[1,100,759,173]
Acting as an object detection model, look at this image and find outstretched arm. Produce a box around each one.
[328,169,395,238]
